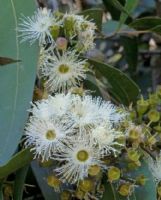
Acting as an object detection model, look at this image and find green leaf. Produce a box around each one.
[102,20,131,36]
[88,59,140,105]
[85,74,102,97]
[129,17,161,30]
[102,0,125,20]
[0,0,38,165]
[118,0,139,29]
[13,165,29,200]
[103,0,130,17]
[121,36,138,75]
[0,149,33,179]
[129,161,157,200]
[79,8,103,30]
[31,161,59,200]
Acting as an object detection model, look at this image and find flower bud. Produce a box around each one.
[50,25,60,39]
[60,191,71,200]
[79,179,94,192]
[148,109,160,122]
[127,149,140,162]
[147,135,156,146]
[118,184,132,197]
[154,124,161,133]
[107,166,121,182]
[136,175,147,186]
[56,37,68,50]
[64,16,75,36]
[128,126,141,140]
[88,165,101,176]
[127,162,140,170]
[137,97,149,115]
[75,189,85,199]
[47,175,61,191]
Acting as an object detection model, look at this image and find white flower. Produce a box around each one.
[54,134,103,184]
[39,49,88,92]
[48,93,73,117]
[29,99,52,120]
[90,123,124,157]
[29,93,73,120]
[18,8,60,44]
[97,99,127,125]
[70,95,126,130]
[25,118,71,161]
[148,153,161,183]
[77,29,95,52]
[69,95,100,130]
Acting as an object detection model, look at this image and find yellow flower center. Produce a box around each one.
[59,64,70,74]
[45,130,56,140]
[77,150,89,162]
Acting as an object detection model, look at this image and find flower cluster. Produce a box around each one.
[19,7,157,199]
[25,93,126,184]
[19,8,97,93]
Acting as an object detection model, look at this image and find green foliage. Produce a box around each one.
[103,0,129,17]
[88,59,140,105]
[0,149,33,179]
[129,17,161,35]
[118,0,139,29]
[13,165,29,200]
[0,0,37,165]
[121,36,138,75]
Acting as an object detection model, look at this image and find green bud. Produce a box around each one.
[75,189,85,199]
[107,166,121,182]
[127,149,140,162]
[148,109,160,122]
[50,25,60,39]
[64,16,75,36]
[88,165,101,176]
[47,175,61,189]
[60,191,71,200]
[118,184,132,197]
[128,127,141,140]
[147,135,156,146]
[154,124,161,133]
[136,175,147,186]
[137,96,149,115]
[79,179,94,192]
[128,162,139,170]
